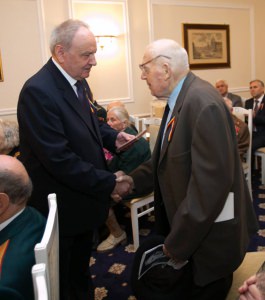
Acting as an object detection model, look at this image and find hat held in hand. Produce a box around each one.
[131,235,189,300]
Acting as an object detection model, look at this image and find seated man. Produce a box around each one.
[224,98,250,162]
[0,119,20,157]
[0,155,46,300]
[215,79,243,107]
[245,79,265,153]
[97,106,151,252]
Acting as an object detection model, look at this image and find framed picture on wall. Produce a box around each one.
[0,50,3,82]
[183,23,230,70]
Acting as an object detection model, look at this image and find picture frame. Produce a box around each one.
[183,23,230,70]
[0,50,3,82]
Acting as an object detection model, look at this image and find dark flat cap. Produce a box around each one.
[131,235,189,300]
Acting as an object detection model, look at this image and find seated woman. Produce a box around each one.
[97,106,151,252]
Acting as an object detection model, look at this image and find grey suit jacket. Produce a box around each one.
[131,72,258,286]
[227,92,243,107]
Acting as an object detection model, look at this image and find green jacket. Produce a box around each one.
[0,206,46,300]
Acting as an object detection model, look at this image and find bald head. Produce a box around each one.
[0,155,32,205]
[144,39,189,75]
[140,39,189,99]
[215,79,228,97]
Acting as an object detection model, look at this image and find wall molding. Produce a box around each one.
[148,0,256,80]
[0,108,17,117]
[69,0,133,104]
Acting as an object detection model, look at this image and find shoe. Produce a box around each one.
[97,232,127,252]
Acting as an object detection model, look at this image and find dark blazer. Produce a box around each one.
[0,207,46,300]
[226,92,243,107]
[245,95,265,134]
[131,72,258,286]
[17,58,118,236]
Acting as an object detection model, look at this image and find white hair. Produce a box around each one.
[146,39,189,73]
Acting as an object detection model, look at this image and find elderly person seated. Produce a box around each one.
[224,98,250,162]
[97,106,151,252]
[0,155,46,299]
[0,119,20,157]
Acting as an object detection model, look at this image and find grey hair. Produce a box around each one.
[0,169,32,205]
[50,19,90,54]
[250,79,265,87]
[0,119,19,154]
[215,79,228,86]
[147,39,189,73]
[108,106,130,127]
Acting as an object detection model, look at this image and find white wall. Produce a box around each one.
[1,0,265,120]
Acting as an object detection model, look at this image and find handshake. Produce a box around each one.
[111,171,134,202]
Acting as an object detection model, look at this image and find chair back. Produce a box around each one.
[32,263,49,300]
[34,193,59,300]
[233,107,253,199]
[142,117,161,152]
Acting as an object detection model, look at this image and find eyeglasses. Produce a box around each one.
[139,55,171,72]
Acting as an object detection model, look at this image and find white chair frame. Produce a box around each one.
[34,193,59,300]
[254,147,265,185]
[32,263,49,300]
[125,193,154,250]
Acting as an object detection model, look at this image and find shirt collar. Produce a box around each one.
[0,208,25,231]
[255,94,264,103]
[168,76,186,112]
[52,57,77,88]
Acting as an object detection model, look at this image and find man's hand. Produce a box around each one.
[115,132,135,151]
[111,171,134,202]
[238,275,264,300]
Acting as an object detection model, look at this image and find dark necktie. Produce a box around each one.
[253,99,259,116]
[75,80,94,113]
[159,104,170,147]
[75,80,86,104]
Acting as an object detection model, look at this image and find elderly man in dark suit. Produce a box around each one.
[215,79,243,107]
[17,19,133,300]
[131,39,258,300]
[245,79,265,152]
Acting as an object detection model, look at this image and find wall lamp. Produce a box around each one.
[95,35,116,50]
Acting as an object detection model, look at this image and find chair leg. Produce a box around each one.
[130,205,140,250]
[261,155,265,185]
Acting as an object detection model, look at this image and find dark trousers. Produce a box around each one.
[59,230,94,300]
[185,264,233,300]
[252,131,265,152]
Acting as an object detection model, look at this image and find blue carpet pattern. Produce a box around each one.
[91,169,265,300]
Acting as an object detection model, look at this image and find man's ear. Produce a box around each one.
[163,63,171,80]
[54,44,65,64]
[0,193,10,214]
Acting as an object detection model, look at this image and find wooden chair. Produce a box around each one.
[124,192,154,250]
[34,193,59,300]
[233,107,253,200]
[32,263,49,300]
[123,117,162,250]
[254,147,265,185]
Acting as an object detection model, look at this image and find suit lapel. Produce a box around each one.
[156,72,196,164]
[46,59,103,147]
[257,95,265,115]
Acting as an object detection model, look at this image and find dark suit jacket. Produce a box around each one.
[226,92,243,107]
[131,72,258,286]
[245,95,265,134]
[17,58,118,236]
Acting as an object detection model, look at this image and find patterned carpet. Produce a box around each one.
[91,169,265,300]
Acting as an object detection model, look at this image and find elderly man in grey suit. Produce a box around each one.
[131,39,258,300]
[215,79,243,107]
